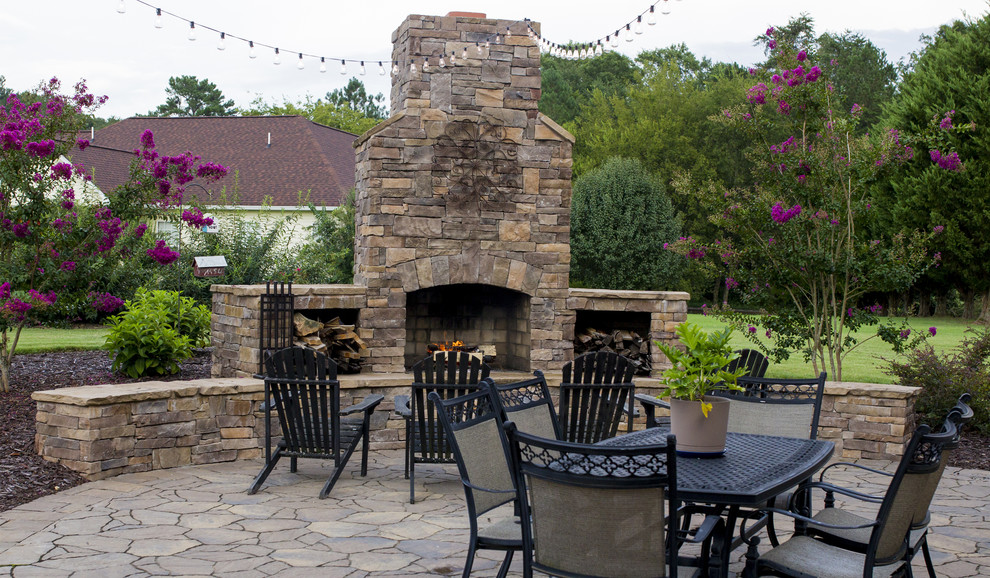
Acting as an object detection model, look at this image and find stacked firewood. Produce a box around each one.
[574,327,652,375]
[293,313,366,373]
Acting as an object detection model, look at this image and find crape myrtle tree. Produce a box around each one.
[667,29,948,381]
[0,78,228,392]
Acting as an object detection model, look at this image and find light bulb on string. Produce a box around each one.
[340,59,347,74]
[360,61,367,75]
[188,22,196,41]
[625,24,633,42]
[116,0,125,14]
[495,33,501,44]
[249,40,256,59]
[648,5,657,24]
[611,32,619,48]
[635,16,643,34]
[596,42,603,56]
[392,61,398,75]
[450,51,456,64]
[409,60,416,73]
[476,42,482,55]
[661,0,671,15]
[217,32,225,51]
[379,61,386,75]
[506,26,512,38]
[320,57,327,73]
[485,38,491,49]
[297,53,304,70]
[422,57,429,72]
[273,47,281,65]
[461,46,468,59]
[438,55,446,68]
[154,8,163,28]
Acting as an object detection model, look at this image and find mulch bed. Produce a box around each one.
[1,349,987,513]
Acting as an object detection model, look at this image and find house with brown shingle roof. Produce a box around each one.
[70,115,357,239]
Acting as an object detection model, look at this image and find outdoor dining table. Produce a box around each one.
[598,427,835,577]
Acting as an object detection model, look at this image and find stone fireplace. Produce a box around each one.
[210,13,690,379]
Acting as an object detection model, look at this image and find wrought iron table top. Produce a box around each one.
[598,428,834,506]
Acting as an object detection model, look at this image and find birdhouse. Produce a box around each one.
[192,255,227,277]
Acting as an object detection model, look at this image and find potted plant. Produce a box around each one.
[654,322,747,456]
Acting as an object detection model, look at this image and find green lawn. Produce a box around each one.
[11,326,109,354]
[688,313,978,384]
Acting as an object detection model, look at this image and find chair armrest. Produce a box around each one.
[342,394,385,416]
[677,512,725,545]
[635,393,671,410]
[819,461,894,482]
[798,480,884,504]
[621,405,641,418]
[743,506,879,534]
[252,373,266,380]
[394,395,412,418]
[462,479,516,495]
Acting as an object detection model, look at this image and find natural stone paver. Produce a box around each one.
[0,450,987,576]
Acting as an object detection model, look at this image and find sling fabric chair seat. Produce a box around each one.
[395,351,490,503]
[484,371,562,441]
[247,347,383,499]
[430,389,522,578]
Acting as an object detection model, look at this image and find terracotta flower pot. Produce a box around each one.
[669,396,730,457]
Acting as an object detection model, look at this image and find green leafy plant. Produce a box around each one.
[654,322,747,416]
[104,288,211,377]
[885,327,990,433]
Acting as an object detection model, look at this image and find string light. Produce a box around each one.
[422,57,429,72]
[378,61,386,75]
[249,40,256,59]
[154,8,162,28]
[320,57,327,73]
[625,23,633,41]
[438,54,446,68]
[648,5,657,24]
[217,31,225,50]
[117,0,126,14]
[661,0,672,15]
[635,15,643,34]
[611,32,619,48]
[450,51,456,64]
[409,60,416,73]
[297,53,305,69]
[340,59,346,74]
[476,42,482,55]
[273,47,281,65]
[392,61,398,75]
[188,21,196,41]
[360,61,366,75]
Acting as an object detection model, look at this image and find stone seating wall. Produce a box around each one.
[33,377,919,480]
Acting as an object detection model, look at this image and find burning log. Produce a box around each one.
[574,327,652,375]
[292,313,365,373]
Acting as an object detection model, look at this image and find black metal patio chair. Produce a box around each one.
[503,422,716,577]
[395,351,490,503]
[747,416,960,578]
[247,347,383,499]
[558,351,637,444]
[802,393,973,578]
[430,389,522,578]
[483,371,562,441]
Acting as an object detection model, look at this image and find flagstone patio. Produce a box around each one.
[1,449,988,577]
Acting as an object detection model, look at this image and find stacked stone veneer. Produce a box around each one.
[34,377,920,479]
[353,14,575,374]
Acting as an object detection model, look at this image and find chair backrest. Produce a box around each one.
[263,347,341,456]
[429,390,516,516]
[908,393,972,529]
[725,348,770,378]
[408,351,492,463]
[867,419,959,568]
[413,351,491,384]
[718,372,827,439]
[505,422,679,578]
[484,371,561,441]
[559,352,637,443]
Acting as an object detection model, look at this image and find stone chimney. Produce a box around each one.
[352,13,575,373]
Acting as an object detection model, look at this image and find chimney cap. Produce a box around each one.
[446,11,486,18]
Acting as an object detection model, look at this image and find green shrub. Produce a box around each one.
[104,288,211,378]
[885,327,990,433]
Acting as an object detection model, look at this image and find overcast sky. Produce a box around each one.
[2,0,986,120]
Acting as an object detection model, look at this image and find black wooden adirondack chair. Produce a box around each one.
[395,351,491,503]
[558,351,637,444]
[247,347,383,499]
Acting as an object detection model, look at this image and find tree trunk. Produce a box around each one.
[934,292,949,317]
[980,288,990,324]
[901,291,911,316]
[917,292,931,318]
[887,293,897,317]
[0,360,8,394]
[963,288,976,319]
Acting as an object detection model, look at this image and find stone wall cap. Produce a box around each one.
[32,378,263,406]
[536,113,575,143]
[569,288,691,300]
[211,284,366,297]
[353,111,408,148]
[824,381,920,398]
